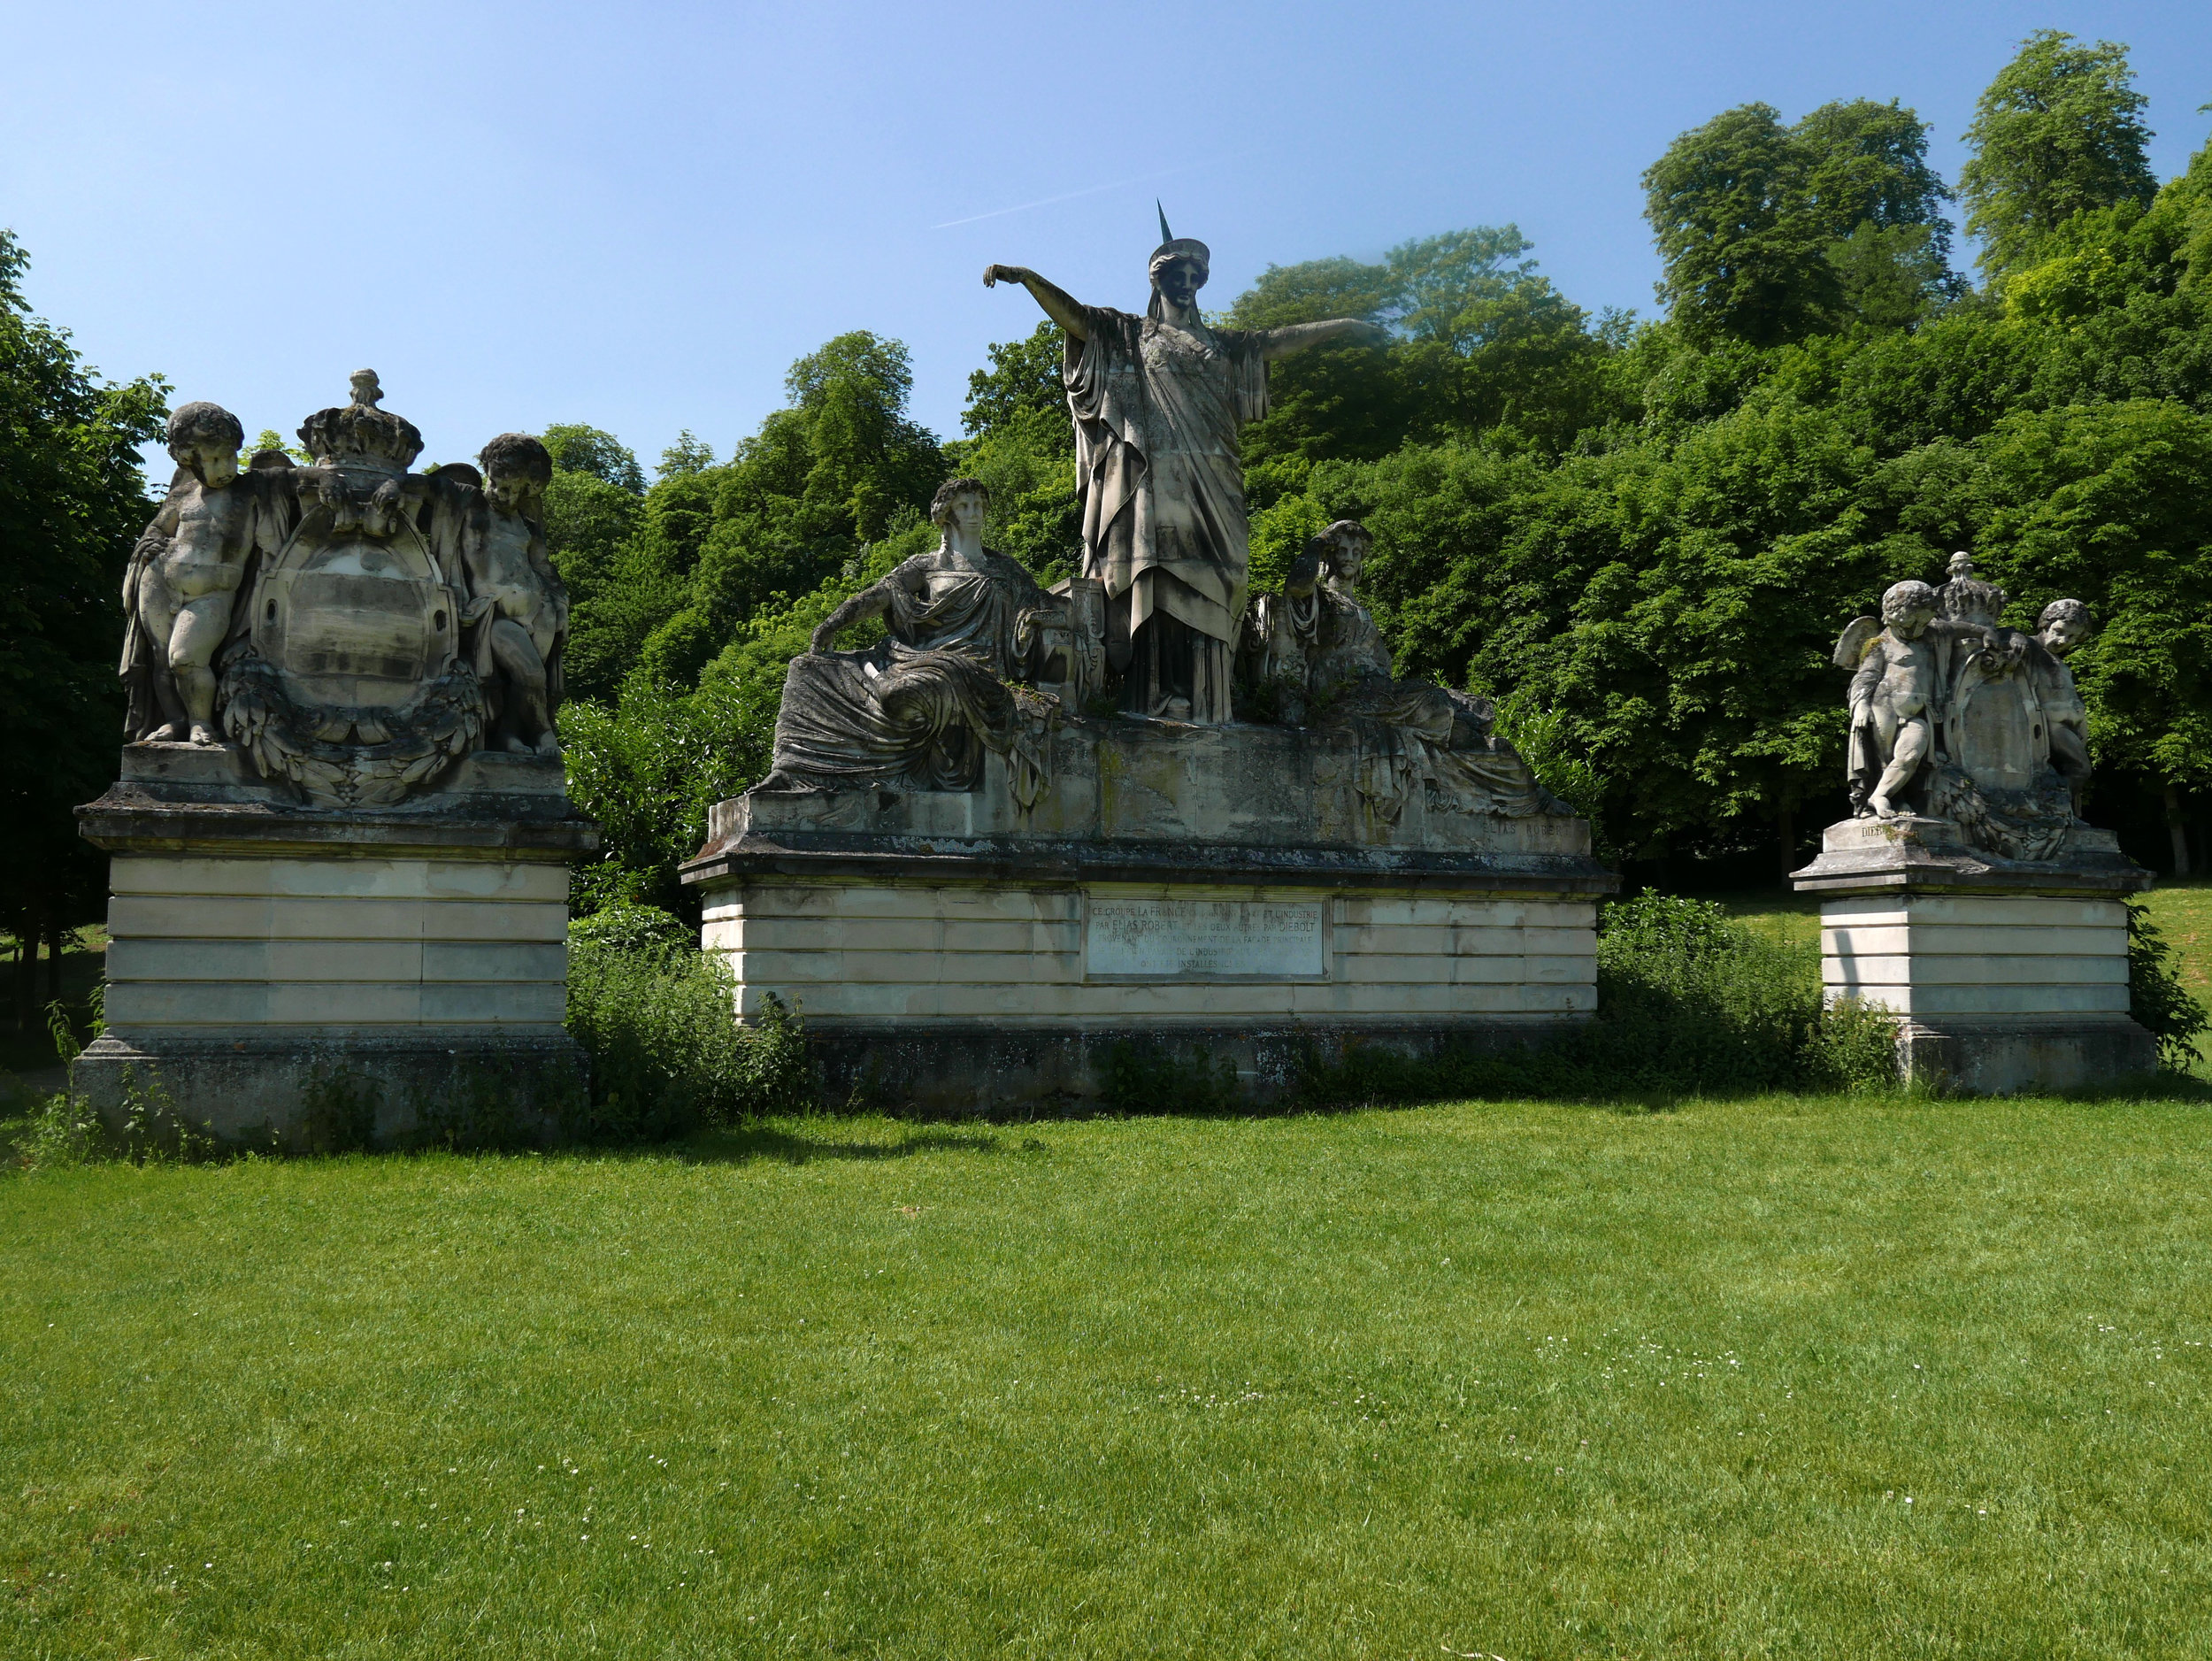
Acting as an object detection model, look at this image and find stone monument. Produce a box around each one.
[683,230,1611,1108]
[76,375,596,1142]
[1790,556,2154,1091]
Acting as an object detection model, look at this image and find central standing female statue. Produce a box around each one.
[986,227,1382,721]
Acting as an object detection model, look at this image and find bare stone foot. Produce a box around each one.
[534,734,562,758]
[188,722,220,747]
[502,734,533,754]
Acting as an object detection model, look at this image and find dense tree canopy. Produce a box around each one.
[0,229,164,1000]
[1960,29,2157,282]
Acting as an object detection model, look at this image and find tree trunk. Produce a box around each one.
[2166,785,2193,879]
[11,917,34,1033]
[44,915,65,1005]
[1776,801,1797,883]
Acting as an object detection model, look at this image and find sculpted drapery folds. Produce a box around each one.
[760,478,1057,807]
[1246,519,1555,827]
[985,223,1384,722]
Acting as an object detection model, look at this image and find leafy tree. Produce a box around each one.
[942,322,1080,579]
[1644,103,1840,346]
[541,423,646,492]
[658,429,715,479]
[1961,30,2157,281]
[0,229,165,1019]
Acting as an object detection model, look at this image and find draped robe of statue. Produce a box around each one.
[764,550,1052,807]
[1249,581,1554,826]
[1064,304,1271,722]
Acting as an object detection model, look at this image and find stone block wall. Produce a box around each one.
[702,878,1596,1027]
[1817,893,2131,1019]
[103,852,570,1038]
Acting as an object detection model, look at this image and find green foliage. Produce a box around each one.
[944,323,1080,581]
[1962,30,2158,281]
[0,228,165,958]
[559,669,774,915]
[541,424,645,492]
[2126,899,2210,1071]
[1300,894,1896,1106]
[564,929,813,1140]
[1643,99,1960,346]
[1644,103,1844,347]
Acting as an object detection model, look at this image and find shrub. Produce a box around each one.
[1300,892,1899,1108]
[2127,900,2210,1072]
[565,912,815,1140]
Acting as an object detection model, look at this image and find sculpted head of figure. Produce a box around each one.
[1881,579,1939,640]
[2038,597,2091,657]
[1315,519,1372,588]
[167,401,244,488]
[930,475,989,540]
[478,433,553,514]
[1147,237,1211,319]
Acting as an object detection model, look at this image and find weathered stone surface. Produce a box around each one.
[72,1032,584,1150]
[985,219,1385,721]
[77,728,595,1142]
[119,373,569,806]
[1799,558,2157,1093]
[806,1019,1579,1114]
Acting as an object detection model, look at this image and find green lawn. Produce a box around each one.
[8,1096,2212,1659]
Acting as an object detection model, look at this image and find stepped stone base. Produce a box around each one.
[684,718,1616,1111]
[1793,814,2156,1095]
[75,743,595,1144]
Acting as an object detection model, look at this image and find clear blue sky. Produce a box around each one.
[4,2,2208,475]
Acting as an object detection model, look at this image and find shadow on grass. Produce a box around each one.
[677,1122,1024,1165]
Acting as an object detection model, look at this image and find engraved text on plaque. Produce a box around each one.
[1085,896,1326,980]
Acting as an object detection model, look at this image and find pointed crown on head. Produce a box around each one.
[1148,201,1210,284]
[297,369,423,474]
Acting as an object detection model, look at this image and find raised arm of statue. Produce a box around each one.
[983,265,1090,342]
[1256,318,1390,361]
[1282,543,1325,600]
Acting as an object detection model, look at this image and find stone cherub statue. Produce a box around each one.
[985,211,1387,722]
[1244,519,1555,824]
[758,477,1057,806]
[459,434,569,756]
[119,402,294,745]
[1842,579,1943,819]
[2033,596,2093,812]
[1835,559,2096,858]
[119,372,572,806]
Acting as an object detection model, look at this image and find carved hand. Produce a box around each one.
[983,265,1028,288]
[809,623,840,655]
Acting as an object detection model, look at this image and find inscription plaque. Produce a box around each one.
[1085,896,1326,980]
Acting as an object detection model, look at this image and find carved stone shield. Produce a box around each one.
[254,514,457,713]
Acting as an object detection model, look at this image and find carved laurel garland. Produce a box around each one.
[218,645,488,808]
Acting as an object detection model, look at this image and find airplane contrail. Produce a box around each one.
[929,158,1241,231]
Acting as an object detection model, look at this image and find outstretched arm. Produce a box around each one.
[983,265,1089,342]
[1256,318,1389,361]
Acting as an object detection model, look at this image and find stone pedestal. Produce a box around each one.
[74,743,597,1146]
[1791,816,2154,1093]
[683,720,1614,1110]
